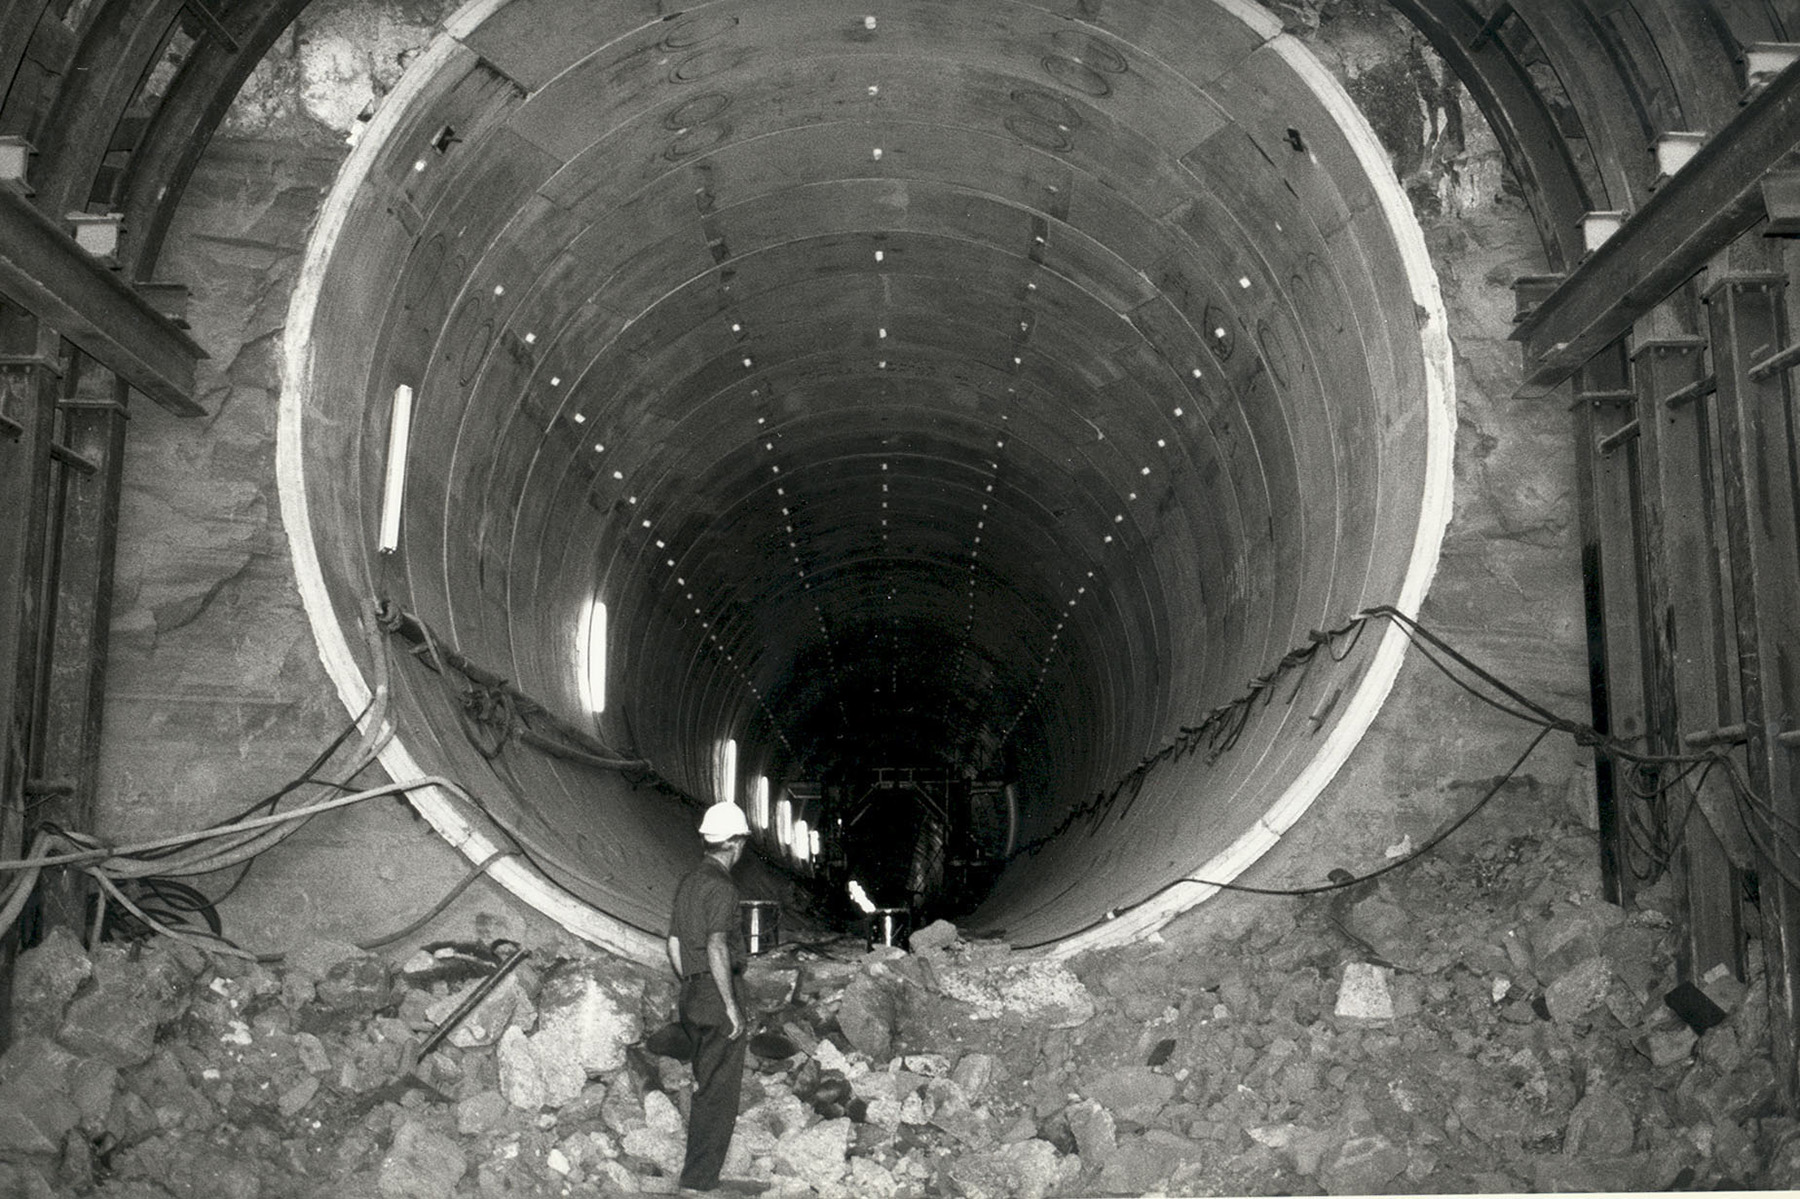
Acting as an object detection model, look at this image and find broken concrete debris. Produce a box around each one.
[0,815,1793,1196]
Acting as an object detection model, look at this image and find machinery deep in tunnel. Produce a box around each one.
[280,0,1454,965]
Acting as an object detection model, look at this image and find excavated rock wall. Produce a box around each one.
[93,1,1586,948]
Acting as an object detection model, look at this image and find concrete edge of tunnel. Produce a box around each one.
[1045,24,1460,960]
[276,16,670,969]
[274,0,1459,969]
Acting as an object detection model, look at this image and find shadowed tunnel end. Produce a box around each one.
[278,0,1453,967]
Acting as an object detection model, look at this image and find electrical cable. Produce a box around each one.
[248,849,516,963]
[1008,604,1798,949]
[352,849,512,952]
[1009,725,1554,951]
[87,870,258,961]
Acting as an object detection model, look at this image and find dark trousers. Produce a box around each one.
[675,971,747,1190]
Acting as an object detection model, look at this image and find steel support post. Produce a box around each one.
[1631,336,1745,982]
[0,188,204,416]
[0,304,62,1044]
[1571,345,1639,906]
[32,366,129,936]
[1512,58,1800,391]
[1706,271,1800,1102]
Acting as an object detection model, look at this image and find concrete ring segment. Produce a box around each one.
[280,0,1453,966]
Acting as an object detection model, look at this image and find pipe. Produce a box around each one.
[279,0,1453,964]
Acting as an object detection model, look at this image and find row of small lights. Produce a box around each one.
[559,316,804,758]
[747,348,855,736]
[409,86,1262,769]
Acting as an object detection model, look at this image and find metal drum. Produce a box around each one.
[739,899,779,955]
[867,907,910,949]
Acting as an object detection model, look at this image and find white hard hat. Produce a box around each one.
[700,802,750,841]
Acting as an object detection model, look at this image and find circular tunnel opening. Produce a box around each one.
[280,0,1452,965]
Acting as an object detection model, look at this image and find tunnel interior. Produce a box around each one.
[280,0,1453,962]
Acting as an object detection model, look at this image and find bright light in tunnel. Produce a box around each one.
[751,775,770,831]
[776,798,793,848]
[717,738,738,805]
[809,827,822,860]
[377,384,413,554]
[575,598,606,714]
[793,818,811,865]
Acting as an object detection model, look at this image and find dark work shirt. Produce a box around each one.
[670,857,744,976]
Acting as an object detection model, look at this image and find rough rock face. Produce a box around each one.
[0,799,1792,1198]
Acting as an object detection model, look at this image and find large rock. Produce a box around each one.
[1083,1066,1176,1124]
[1346,895,1414,964]
[1532,1152,1659,1193]
[515,968,645,1106]
[1530,903,1627,984]
[848,1155,901,1196]
[1066,1099,1116,1167]
[378,1119,467,1198]
[621,1124,684,1178]
[950,1138,1070,1199]
[315,954,394,1014]
[933,957,1095,1027]
[908,919,959,954]
[925,1077,990,1144]
[56,944,184,1067]
[1099,1136,1179,1194]
[1248,1122,1334,1176]
[1637,1025,1697,1068]
[11,930,91,1039]
[742,963,800,1010]
[0,1038,83,1157]
[952,1051,997,1100]
[496,1026,547,1110]
[455,1090,507,1136]
[1564,1089,1635,1156]
[1544,956,1613,1023]
[1334,962,1396,1023]
[774,1116,850,1183]
[1319,1133,1409,1195]
[837,973,896,1058]
[642,1089,683,1138]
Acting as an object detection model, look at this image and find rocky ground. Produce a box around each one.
[1,799,1796,1198]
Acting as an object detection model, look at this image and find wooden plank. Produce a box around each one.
[0,186,204,414]
[1706,270,1800,1103]
[1632,335,1746,978]
[1512,59,1800,391]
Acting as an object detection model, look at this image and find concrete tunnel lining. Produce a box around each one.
[278,0,1453,966]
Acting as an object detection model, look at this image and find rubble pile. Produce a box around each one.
[0,815,1796,1196]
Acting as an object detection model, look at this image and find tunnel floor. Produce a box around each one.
[6,778,1783,1194]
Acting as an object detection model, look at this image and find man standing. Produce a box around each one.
[667,801,751,1193]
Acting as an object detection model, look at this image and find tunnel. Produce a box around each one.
[278,0,1454,966]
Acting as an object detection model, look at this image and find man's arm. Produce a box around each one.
[706,930,744,1039]
[666,934,683,977]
